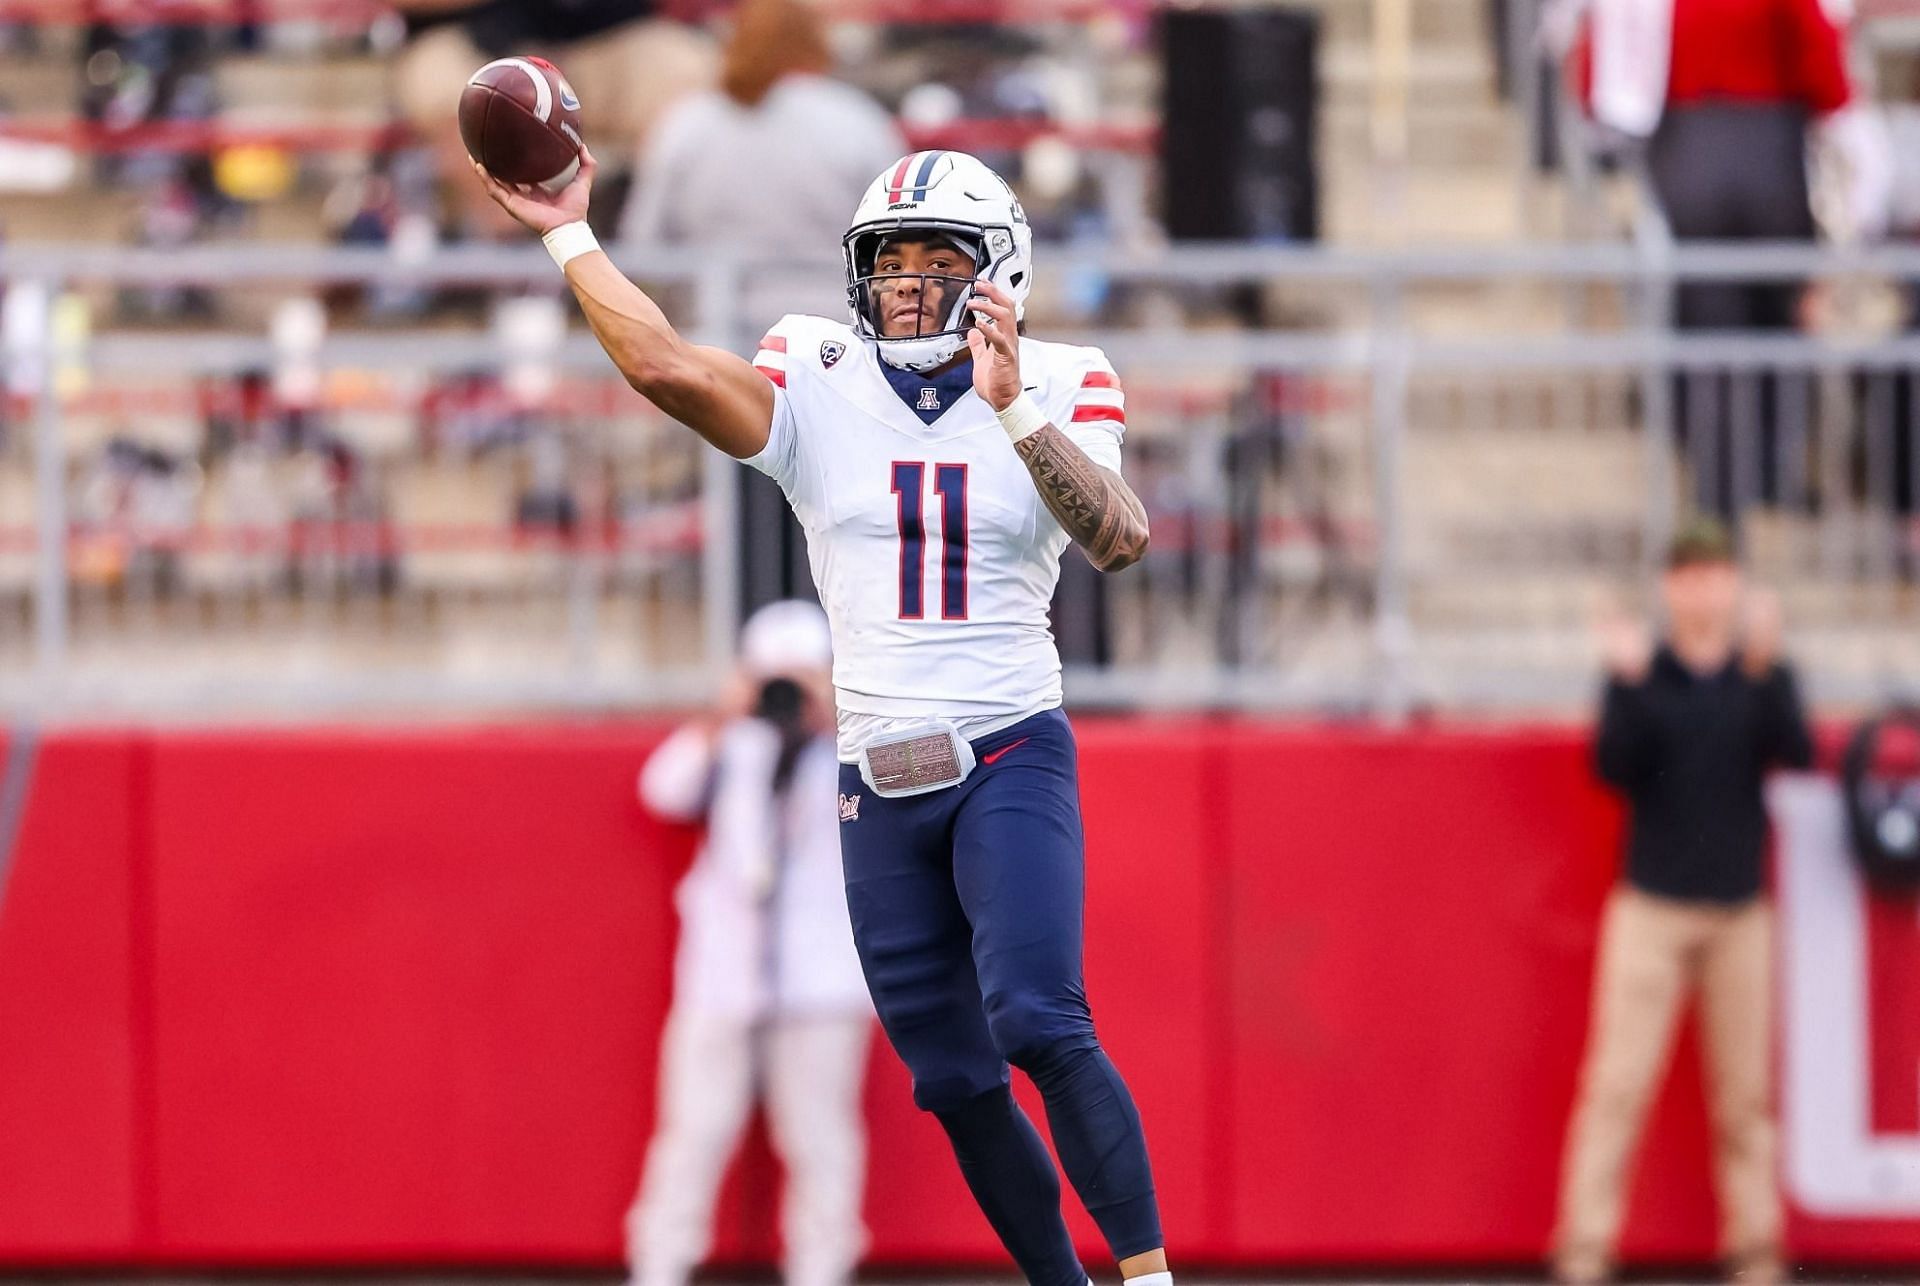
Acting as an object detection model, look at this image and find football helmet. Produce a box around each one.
[842,151,1032,373]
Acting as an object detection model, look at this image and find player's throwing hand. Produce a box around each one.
[965,279,1022,413]
[472,145,598,236]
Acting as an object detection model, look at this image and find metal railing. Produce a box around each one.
[4,240,1919,721]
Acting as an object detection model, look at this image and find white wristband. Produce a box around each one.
[542,221,600,271]
[994,391,1048,444]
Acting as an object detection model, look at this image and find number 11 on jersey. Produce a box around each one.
[891,461,969,621]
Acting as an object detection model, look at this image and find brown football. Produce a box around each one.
[458,56,584,192]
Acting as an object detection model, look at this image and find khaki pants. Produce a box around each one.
[1554,887,1779,1280]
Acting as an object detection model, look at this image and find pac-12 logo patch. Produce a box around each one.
[916,387,940,411]
[820,340,845,368]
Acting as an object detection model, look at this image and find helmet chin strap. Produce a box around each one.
[875,331,968,372]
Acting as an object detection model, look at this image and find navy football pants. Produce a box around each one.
[838,709,1162,1284]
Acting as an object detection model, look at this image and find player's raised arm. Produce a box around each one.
[965,281,1149,573]
[472,150,774,460]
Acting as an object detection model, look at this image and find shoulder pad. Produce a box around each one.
[755,314,859,387]
[1023,339,1123,432]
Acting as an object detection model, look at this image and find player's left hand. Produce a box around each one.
[965,279,1022,413]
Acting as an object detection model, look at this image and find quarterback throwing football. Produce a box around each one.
[478,146,1167,1286]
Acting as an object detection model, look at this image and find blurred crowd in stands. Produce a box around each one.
[0,1,1168,595]
[0,0,1153,271]
[2,0,1918,660]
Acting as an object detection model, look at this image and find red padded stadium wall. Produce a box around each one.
[0,720,1914,1268]
[0,731,141,1260]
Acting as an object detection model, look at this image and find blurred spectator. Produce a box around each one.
[392,0,717,239]
[80,1,220,133]
[217,425,293,595]
[80,2,231,318]
[420,369,512,455]
[73,435,201,593]
[81,0,227,231]
[323,157,440,319]
[286,433,393,594]
[618,0,904,318]
[514,427,578,534]
[116,174,218,321]
[612,0,899,609]
[199,368,274,457]
[1553,518,1813,1286]
[1574,0,1889,518]
[624,601,871,1286]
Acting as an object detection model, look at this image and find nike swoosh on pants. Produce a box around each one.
[981,737,1030,766]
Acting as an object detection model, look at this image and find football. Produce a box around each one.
[458,56,584,192]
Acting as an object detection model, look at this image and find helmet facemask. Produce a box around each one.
[843,224,988,372]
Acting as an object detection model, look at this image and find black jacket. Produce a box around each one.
[1595,645,1814,903]
[407,1,650,47]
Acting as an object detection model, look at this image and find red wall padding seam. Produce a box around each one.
[129,734,161,1254]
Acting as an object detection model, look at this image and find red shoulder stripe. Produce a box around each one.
[1079,370,1121,390]
[754,364,786,388]
[757,335,788,354]
[1071,404,1124,424]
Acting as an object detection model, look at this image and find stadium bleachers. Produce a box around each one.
[2,0,1918,717]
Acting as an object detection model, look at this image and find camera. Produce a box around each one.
[752,675,807,731]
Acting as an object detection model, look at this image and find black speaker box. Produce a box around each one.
[1161,7,1320,242]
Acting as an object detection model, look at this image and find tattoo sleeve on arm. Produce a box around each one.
[1011,423,1150,572]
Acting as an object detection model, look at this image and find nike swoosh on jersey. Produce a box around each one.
[980,737,1031,765]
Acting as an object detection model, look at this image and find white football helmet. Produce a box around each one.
[842,151,1033,373]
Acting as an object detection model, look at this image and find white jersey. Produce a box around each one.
[742,314,1127,761]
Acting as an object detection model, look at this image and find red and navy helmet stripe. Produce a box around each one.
[886,151,947,203]
[909,150,944,199]
[885,155,914,203]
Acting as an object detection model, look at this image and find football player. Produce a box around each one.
[477,146,1168,1286]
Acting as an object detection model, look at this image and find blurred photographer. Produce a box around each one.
[1554,518,1813,1285]
[626,600,871,1286]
